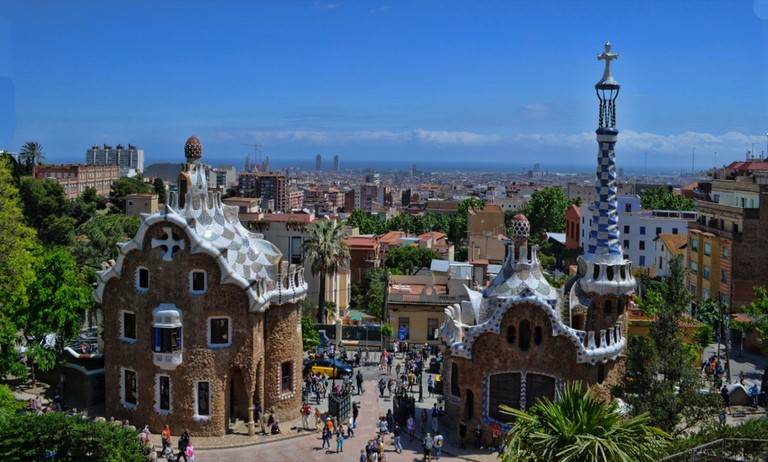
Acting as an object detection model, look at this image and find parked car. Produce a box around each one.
[303,358,354,378]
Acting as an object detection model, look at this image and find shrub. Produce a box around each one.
[0,412,149,461]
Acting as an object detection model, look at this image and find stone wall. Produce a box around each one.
[442,301,624,446]
[264,303,303,418]
[102,222,284,436]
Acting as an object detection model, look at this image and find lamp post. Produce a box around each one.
[330,344,336,389]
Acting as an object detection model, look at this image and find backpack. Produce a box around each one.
[424,437,433,450]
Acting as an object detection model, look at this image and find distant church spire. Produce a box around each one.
[586,42,623,264]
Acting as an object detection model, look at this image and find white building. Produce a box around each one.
[86,143,144,176]
[579,195,696,270]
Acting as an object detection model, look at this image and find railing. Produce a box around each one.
[387,293,462,304]
[661,438,768,461]
[688,221,735,240]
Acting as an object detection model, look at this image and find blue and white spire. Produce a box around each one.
[586,42,623,264]
[577,42,634,297]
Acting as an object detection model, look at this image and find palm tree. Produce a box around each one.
[19,141,45,172]
[302,219,350,324]
[500,381,670,462]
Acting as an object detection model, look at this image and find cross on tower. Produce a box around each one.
[152,226,185,261]
[597,41,619,82]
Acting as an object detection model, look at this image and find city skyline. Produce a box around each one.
[1,1,768,172]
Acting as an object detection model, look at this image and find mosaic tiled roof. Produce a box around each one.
[93,136,307,311]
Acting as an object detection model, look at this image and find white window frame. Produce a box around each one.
[120,367,138,410]
[207,316,232,348]
[155,374,172,415]
[135,266,150,293]
[152,304,183,370]
[189,269,207,295]
[193,380,212,420]
[119,310,137,344]
[279,361,296,400]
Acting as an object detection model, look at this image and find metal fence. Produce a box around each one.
[315,324,382,344]
[661,438,768,461]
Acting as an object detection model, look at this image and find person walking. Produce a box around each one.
[433,432,444,460]
[423,433,433,461]
[352,401,359,425]
[175,429,190,462]
[321,424,331,450]
[356,370,364,395]
[473,424,482,449]
[393,423,403,453]
[458,419,467,449]
[720,385,731,413]
[431,404,439,433]
[335,427,345,453]
[161,424,171,455]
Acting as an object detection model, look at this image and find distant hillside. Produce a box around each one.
[144,163,181,182]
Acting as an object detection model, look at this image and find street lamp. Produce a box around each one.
[329,344,336,389]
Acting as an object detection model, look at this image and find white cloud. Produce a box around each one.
[325,3,339,9]
[369,5,390,16]
[216,128,767,158]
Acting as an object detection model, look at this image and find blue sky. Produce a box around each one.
[2,0,768,173]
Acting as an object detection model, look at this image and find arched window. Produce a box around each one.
[604,300,612,318]
[507,325,516,345]
[534,326,543,346]
[617,300,625,315]
[519,320,531,351]
[465,389,474,420]
[451,363,460,397]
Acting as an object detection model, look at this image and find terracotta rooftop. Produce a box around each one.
[344,235,378,250]
[419,231,446,242]
[656,233,688,255]
[379,230,408,246]
[726,161,768,172]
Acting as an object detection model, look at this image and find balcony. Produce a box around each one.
[688,221,735,240]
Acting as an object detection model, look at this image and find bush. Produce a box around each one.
[0,412,149,461]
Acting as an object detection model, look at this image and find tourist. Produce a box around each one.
[393,423,403,453]
[427,375,435,398]
[459,419,467,449]
[378,376,387,398]
[267,411,275,434]
[271,418,282,434]
[720,385,731,413]
[348,415,355,438]
[490,421,501,449]
[175,429,190,462]
[356,370,364,395]
[423,432,433,461]
[359,448,367,462]
[352,401,359,425]
[161,424,171,455]
[433,431,444,459]
[421,409,428,434]
[142,424,151,445]
[407,414,416,441]
[321,423,331,449]
[184,443,194,462]
[750,383,760,408]
[431,403,439,433]
[301,403,311,430]
[474,423,482,449]
[335,427,345,453]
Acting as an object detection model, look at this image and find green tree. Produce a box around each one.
[640,187,695,211]
[0,157,40,377]
[500,381,670,462]
[0,384,23,417]
[0,412,149,461]
[385,246,441,275]
[152,177,167,204]
[70,213,140,273]
[518,186,573,241]
[22,248,92,380]
[301,315,320,351]
[741,285,768,347]
[302,220,350,323]
[621,255,719,435]
[346,209,386,235]
[18,176,76,246]
[18,141,45,175]
[108,176,151,212]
